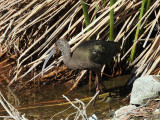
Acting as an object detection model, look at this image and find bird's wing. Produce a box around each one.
[89,42,107,64]
[72,41,120,65]
[89,41,120,64]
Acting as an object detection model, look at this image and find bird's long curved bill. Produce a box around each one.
[41,47,56,76]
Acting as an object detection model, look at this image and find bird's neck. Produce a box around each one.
[60,46,72,66]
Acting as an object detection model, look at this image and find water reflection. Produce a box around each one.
[0,74,130,119]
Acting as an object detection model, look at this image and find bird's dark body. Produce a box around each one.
[56,39,120,73]
[72,40,120,71]
[43,39,120,104]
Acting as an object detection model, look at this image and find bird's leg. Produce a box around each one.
[89,71,92,85]
[88,71,92,91]
[92,72,101,106]
[95,72,101,93]
[98,71,107,91]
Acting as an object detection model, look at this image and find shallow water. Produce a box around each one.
[0,74,130,119]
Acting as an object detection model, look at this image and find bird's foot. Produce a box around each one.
[92,90,100,106]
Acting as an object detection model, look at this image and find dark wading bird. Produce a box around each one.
[42,39,120,102]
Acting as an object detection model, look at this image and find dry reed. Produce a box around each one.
[0,0,159,87]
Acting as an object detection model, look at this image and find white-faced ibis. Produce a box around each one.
[42,39,120,94]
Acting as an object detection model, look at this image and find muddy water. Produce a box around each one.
[0,72,130,119]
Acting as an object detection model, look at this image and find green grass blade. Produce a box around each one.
[110,0,115,42]
[130,0,146,63]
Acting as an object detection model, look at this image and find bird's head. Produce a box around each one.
[56,39,70,52]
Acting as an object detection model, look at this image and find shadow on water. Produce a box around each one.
[0,74,130,119]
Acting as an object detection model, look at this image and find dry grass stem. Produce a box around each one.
[0,0,159,87]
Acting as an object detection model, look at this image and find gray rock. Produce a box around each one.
[130,75,160,105]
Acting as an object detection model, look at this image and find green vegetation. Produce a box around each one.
[110,0,115,41]
[130,0,146,62]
